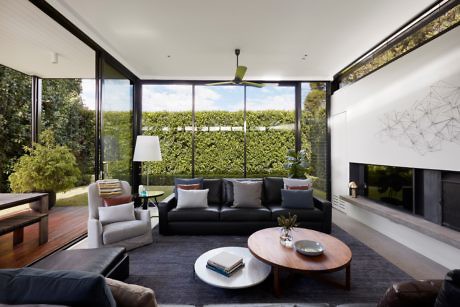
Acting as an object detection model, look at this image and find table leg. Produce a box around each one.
[40,195,49,213]
[39,215,48,245]
[273,266,282,297]
[345,263,351,291]
[151,196,159,207]
[142,198,149,210]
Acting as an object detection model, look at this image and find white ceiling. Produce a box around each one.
[2,0,436,80]
[46,0,436,81]
[0,0,94,78]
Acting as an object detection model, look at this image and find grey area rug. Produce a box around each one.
[126,225,410,306]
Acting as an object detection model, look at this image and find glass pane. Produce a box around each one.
[195,86,244,178]
[42,79,96,206]
[102,61,133,183]
[142,84,192,193]
[246,85,295,178]
[0,65,31,192]
[301,82,327,199]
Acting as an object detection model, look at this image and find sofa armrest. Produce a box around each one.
[158,193,176,235]
[377,279,443,307]
[88,218,103,248]
[314,197,332,234]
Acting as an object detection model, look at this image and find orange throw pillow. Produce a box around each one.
[177,183,201,190]
[286,185,310,190]
[104,194,133,206]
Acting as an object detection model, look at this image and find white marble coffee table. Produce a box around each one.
[194,246,271,289]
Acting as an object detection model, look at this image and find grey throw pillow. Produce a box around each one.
[232,181,263,208]
[281,189,314,209]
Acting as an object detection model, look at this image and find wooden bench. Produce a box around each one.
[0,211,48,246]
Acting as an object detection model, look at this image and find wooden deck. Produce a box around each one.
[0,206,87,268]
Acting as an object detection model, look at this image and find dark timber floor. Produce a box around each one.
[0,206,87,268]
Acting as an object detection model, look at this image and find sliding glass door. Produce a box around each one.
[101,60,134,183]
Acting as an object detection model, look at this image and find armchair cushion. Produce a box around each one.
[103,220,149,245]
[98,202,135,225]
[103,195,133,207]
[105,277,157,307]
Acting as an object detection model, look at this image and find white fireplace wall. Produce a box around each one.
[330,26,460,269]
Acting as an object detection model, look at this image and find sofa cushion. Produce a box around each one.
[105,277,157,307]
[223,178,262,206]
[174,178,203,199]
[281,189,314,209]
[232,181,263,208]
[220,206,271,221]
[283,177,313,189]
[168,205,220,221]
[263,177,284,204]
[223,179,235,205]
[0,268,115,307]
[203,179,223,204]
[176,189,209,209]
[269,205,324,221]
[103,220,149,244]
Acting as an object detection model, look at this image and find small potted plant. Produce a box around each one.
[9,129,80,210]
[277,213,299,247]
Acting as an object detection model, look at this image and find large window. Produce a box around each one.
[142,82,330,200]
[302,82,328,199]
[142,85,193,185]
[41,79,96,206]
[0,65,31,192]
[339,2,460,87]
[246,85,295,177]
[195,85,244,178]
[101,61,133,183]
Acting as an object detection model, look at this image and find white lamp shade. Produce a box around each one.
[133,135,162,162]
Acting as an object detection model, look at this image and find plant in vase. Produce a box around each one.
[277,213,299,247]
[9,129,80,210]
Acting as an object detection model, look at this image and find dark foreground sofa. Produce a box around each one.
[159,177,332,235]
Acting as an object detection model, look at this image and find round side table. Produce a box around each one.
[137,191,164,210]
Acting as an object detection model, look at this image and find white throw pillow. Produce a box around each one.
[98,202,136,225]
[283,177,312,189]
[177,189,209,209]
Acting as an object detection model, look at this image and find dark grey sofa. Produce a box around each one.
[159,177,332,235]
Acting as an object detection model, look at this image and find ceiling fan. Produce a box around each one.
[206,49,265,88]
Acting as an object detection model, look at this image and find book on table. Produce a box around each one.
[207,251,243,271]
[206,262,245,277]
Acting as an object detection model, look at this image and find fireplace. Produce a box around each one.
[350,163,460,232]
[442,172,460,231]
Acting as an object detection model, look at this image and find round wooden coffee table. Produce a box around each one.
[248,227,352,296]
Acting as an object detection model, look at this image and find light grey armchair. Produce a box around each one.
[87,181,153,251]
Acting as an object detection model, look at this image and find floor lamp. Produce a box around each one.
[133,135,162,188]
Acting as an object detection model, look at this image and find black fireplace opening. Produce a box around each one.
[366,165,413,213]
[350,163,460,232]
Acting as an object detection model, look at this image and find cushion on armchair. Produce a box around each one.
[103,195,133,206]
[0,268,115,307]
[98,202,136,225]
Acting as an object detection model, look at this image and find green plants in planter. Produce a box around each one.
[277,213,299,247]
[9,129,80,210]
[283,149,309,179]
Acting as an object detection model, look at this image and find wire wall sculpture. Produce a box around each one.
[378,81,460,155]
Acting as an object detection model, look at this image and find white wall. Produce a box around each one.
[330,26,460,267]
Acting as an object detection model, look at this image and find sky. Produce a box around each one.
[81,80,312,112]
